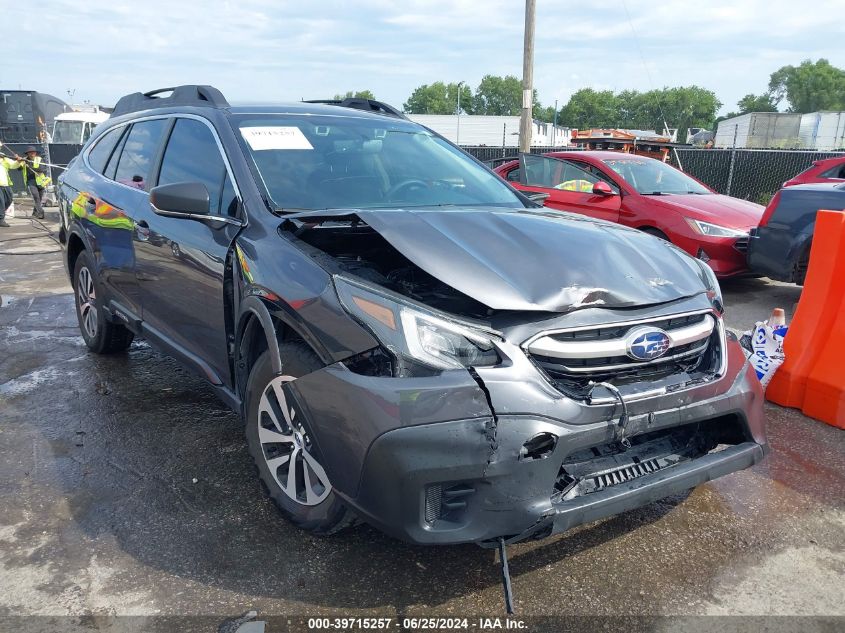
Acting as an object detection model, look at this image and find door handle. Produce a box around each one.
[135,219,150,242]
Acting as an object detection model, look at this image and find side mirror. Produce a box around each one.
[592,181,616,196]
[150,182,210,217]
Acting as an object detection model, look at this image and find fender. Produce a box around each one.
[65,221,96,277]
[787,230,815,270]
[238,295,284,374]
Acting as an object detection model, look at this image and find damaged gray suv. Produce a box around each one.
[59,86,767,550]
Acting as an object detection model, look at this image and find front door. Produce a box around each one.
[134,117,241,386]
[518,154,622,223]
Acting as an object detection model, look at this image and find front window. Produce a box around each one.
[234,115,525,211]
[53,121,84,144]
[603,158,710,195]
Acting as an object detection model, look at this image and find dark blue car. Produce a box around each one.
[57,85,767,556]
[748,183,845,284]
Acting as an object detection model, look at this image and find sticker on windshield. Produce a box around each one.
[240,126,313,151]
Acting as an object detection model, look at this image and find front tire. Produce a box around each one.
[640,226,669,241]
[244,345,354,535]
[73,250,134,354]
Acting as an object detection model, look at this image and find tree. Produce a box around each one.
[472,75,537,116]
[557,86,720,143]
[767,59,845,112]
[403,82,472,114]
[333,90,376,100]
[533,104,556,123]
[559,88,622,129]
[737,93,778,113]
[644,87,721,143]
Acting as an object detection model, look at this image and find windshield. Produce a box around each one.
[603,158,710,195]
[52,121,84,144]
[234,114,525,211]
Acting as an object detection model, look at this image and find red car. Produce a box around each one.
[494,151,764,278]
[783,156,845,187]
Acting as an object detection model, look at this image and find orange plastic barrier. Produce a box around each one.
[766,210,845,429]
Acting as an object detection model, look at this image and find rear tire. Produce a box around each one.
[73,250,134,354]
[244,345,355,535]
[794,248,810,286]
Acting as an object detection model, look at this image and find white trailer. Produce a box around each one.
[714,113,802,149]
[407,114,571,147]
[798,112,845,151]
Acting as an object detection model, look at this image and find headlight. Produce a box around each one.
[685,218,749,238]
[334,275,501,371]
[697,259,724,314]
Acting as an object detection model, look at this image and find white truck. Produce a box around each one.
[51,109,109,144]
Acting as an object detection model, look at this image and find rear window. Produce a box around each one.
[86,127,124,174]
[821,163,845,179]
[114,119,168,190]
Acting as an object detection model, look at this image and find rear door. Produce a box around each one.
[133,116,242,386]
[68,120,169,321]
[518,154,621,222]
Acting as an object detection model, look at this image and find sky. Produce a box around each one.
[3,0,844,118]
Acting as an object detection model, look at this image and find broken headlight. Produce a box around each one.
[334,275,501,371]
[697,258,724,314]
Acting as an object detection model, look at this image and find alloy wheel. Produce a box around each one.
[77,266,98,339]
[257,375,332,506]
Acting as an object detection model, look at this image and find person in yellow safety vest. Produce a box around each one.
[0,142,23,228]
[16,146,49,219]
[555,179,595,193]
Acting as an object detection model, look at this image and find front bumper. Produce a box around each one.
[291,332,767,545]
[679,235,750,278]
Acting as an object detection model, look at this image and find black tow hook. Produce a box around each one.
[588,381,632,450]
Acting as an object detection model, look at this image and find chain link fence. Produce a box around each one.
[462,145,579,163]
[463,145,845,206]
[670,149,845,204]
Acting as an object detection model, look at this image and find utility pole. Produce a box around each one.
[519,0,536,153]
[552,99,558,147]
[456,81,464,145]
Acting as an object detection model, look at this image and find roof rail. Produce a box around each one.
[303,98,407,119]
[111,85,229,117]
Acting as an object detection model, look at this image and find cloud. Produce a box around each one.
[2,0,843,117]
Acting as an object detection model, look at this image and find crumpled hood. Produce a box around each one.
[355,207,710,312]
[648,194,764,229]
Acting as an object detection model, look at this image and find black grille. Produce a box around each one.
[424,483,474,524]
[734,237,750,253]
[533,340,706,374]
[589,457,665,491]
[527,312,721,399]
[547,313,707,343]
[424,485,442,523]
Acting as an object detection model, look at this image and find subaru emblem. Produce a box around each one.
[626,327,671,361]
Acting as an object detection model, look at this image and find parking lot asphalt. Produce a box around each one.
[1,205,843,629]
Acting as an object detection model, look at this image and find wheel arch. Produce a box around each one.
[66,229,88,283]
[234,296,330,406]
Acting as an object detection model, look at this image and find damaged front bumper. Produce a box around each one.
[290,320,767,546]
